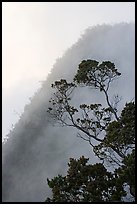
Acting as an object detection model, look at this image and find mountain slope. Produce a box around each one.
[2,23,135,202]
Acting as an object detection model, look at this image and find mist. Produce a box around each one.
[2,23,135,202]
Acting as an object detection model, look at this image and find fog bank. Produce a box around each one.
[2,23,135,202]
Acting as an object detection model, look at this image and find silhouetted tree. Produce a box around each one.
[46,60,135,202]
[45,156,127,202]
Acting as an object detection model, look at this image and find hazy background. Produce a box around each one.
[2,2,135,202]
[2,2,135,140]
[2,22,135,202]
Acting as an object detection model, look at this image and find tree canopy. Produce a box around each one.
[46,156,127,202]
[46,60,135,202]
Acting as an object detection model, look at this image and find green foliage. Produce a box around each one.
[115,150,135,197]
[74,60,121,89]
[46,59,135,202]
[45,156,126,202]
[94,102,135,162]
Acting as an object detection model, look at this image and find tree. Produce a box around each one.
[45,156,126,202]
[47,60,121,147]
[94,102,135,166]
[46,60,135,201]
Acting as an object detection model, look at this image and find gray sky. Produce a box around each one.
[2,2,135,139]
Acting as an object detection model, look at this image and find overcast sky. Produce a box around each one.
[2,2,135,139]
